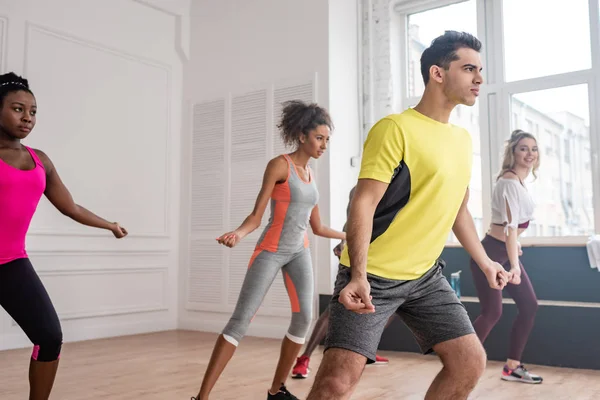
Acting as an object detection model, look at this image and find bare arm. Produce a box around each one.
[452,188,493,269]
[504,199,521,271]
[338,117,401,313]
[341,186,356,234]
[37,150,127,238]
[346,179,388,279]
[217,156,287,247]
[333,186,356,257]
[309,205,346,240]
[452,188,509,289]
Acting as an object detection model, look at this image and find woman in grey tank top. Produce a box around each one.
[193,101,346,400]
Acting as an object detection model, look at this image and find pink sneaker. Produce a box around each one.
[292,355,310,379]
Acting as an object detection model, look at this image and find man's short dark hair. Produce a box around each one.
[420,30,482,85]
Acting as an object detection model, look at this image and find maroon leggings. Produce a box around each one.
[469,235,539,361]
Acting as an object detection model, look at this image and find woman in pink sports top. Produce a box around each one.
[0,72,127,400]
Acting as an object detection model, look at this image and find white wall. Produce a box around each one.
[180,0,338,339]
[328,0,361,290]
[0,0,186,350]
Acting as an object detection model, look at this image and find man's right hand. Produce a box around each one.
[482,261,511,290]
[339,277,375,314]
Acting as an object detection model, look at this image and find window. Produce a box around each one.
[543,129,553,155]
[406,1,477,98]
[387,0,600,242]
[525,118,534,132]
[502,0,592,81]
[510,85,593,237]
[405,0,483,242]
[585,147,591,169]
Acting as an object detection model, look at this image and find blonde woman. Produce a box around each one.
[469,129,542,384]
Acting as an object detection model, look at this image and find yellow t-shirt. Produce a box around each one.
[340,108,473,280]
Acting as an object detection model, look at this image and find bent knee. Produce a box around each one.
[440,335,487,377]
[459,342,486,380]
[288,310,313,341]
[315,375,356,397]
[314,359,362,396]
[32,333,63,362]
[295,308,312,327]
[481,306,503,324]
[522,298,539,317]
[317,348,364,386]
[222,319,248,346]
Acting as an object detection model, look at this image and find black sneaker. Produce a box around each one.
[267,384,299,399]
[501,364,543,384]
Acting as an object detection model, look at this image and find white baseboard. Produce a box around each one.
[0,316,177,352]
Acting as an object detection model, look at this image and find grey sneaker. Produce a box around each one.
[501,364,543,384]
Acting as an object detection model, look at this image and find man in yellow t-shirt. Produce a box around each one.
[307,31,511,400]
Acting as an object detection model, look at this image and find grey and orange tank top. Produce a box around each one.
[256,154,319,254]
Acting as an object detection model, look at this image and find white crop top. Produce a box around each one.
[491,178,535,235]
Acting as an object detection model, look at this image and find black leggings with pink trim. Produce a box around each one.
[0,258,62,361]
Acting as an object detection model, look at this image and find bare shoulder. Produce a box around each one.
[265,155,289,180]
[267,154,288,170]
[30,148,54,170]
[501,171,519,180]
[30,147,48,160]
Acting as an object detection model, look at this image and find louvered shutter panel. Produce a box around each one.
[227,90,268,306]
[188,99,226,305]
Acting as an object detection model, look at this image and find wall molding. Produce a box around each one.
[27,249,170,256]
[2,318,175,352]
[0,16,7,73]
[133,0,191,61]
[27,229,170,239]
[23,22,172,73]
[23,22,173,239]
[9,266,169,326]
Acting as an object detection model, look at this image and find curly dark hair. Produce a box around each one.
[276,100,333,149]
[0,72,33,108]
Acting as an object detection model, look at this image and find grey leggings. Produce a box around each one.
[222,247,313,346]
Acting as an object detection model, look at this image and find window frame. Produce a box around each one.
[390,0,600,246]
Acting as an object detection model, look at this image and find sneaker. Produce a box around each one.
[291,355,310,379]
[267,384,299,399]
[501,364,543,384]
[373,354,389,365]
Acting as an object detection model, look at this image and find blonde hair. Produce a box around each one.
[497,129,540,180]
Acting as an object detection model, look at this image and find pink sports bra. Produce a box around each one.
[0,146,46,264]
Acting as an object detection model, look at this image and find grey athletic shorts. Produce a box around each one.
[324,260,474,363]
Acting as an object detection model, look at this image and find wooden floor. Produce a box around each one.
[0,330,599,399]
